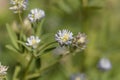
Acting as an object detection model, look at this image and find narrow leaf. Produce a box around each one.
[6,45,20,54]
[6,24,19,49]
[13,66,21,80]
[6,45,27,67]
[43,47,56,53]
[17,40,32,51]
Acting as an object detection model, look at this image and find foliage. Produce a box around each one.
[0,0,120,80]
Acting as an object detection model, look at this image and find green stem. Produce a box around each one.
[36,19,45,36]
[37,41,57,56]
[18,12,24,41]
[26,73,41,80]
[5,77,8,80]
[26,52,70,79]
[25,60,59,79]
[18,12,23,25]
[82,0,88,7]
[23,55,34,80]
[12,65,21,80]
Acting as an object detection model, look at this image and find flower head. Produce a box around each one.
[55,29,73,46]
[70,73,87,80]
[9,0,28,13]
[98,57,112,71]
[26,36,41,48]
[0,63,8,78]
[28,8,45,23]
[72,32,87,50]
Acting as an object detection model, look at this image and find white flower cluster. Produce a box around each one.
[28,8,45,23]
[9,1,45,22]
[55,29,87,50]
[0,63,8,78]
[9,0,28,13]
[26,36,41,48]
[55,29,73,46]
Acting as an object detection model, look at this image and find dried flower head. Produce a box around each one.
[26,36,41,48]
[23,19,32,35]
[12,19,32,34]
[72,32,87,50]
[55,29,73,46]
[98,57,112,71]
[0,63,8,78]
[9,0,28,13]
[28,8,45,23]
[70,73,87,80]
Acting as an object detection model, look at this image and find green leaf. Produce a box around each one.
[57,0,72,13]
[6,24,19,49]
[66,0,80,10]
[17,40,32,51]
[87,0,105,7]
[6,45,27,67]
[43,47,56,53]
[26,73,40,79]
[6,45,20,54]
[13,66,21,80]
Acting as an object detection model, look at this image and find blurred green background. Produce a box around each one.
[0,0,120,80]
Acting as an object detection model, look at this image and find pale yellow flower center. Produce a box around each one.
[61,34,69,42]
[32,14,35,18]
[32,39,37,45]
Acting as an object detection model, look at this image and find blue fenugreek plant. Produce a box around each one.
[5,0,87,80]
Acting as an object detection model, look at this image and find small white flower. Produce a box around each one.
[55,29,73,46]
[0,63,8,78]
[70,73,87,80]
[26,36,41,48]
[9,0,28,13]
[28,8,45,23]
[98,57,112,71]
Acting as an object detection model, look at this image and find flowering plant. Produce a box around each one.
[4,0,88,80]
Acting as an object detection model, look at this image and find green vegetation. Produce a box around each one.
[0,0,120,80]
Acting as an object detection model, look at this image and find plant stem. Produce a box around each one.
[26,52,70,79]
[5,77,8,80]
[18,11,24,41]
[23,55,34,80]
[18,12,23,25]
[37,41,57,56]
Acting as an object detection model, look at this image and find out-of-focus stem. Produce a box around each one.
[23,54,34,80]
[26,52,70,79]
[37,41,57,56]
[82,0,88,7]
[18,12,23,25]
[18,11,24,41]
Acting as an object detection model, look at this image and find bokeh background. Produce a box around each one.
[0,0,120,80]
